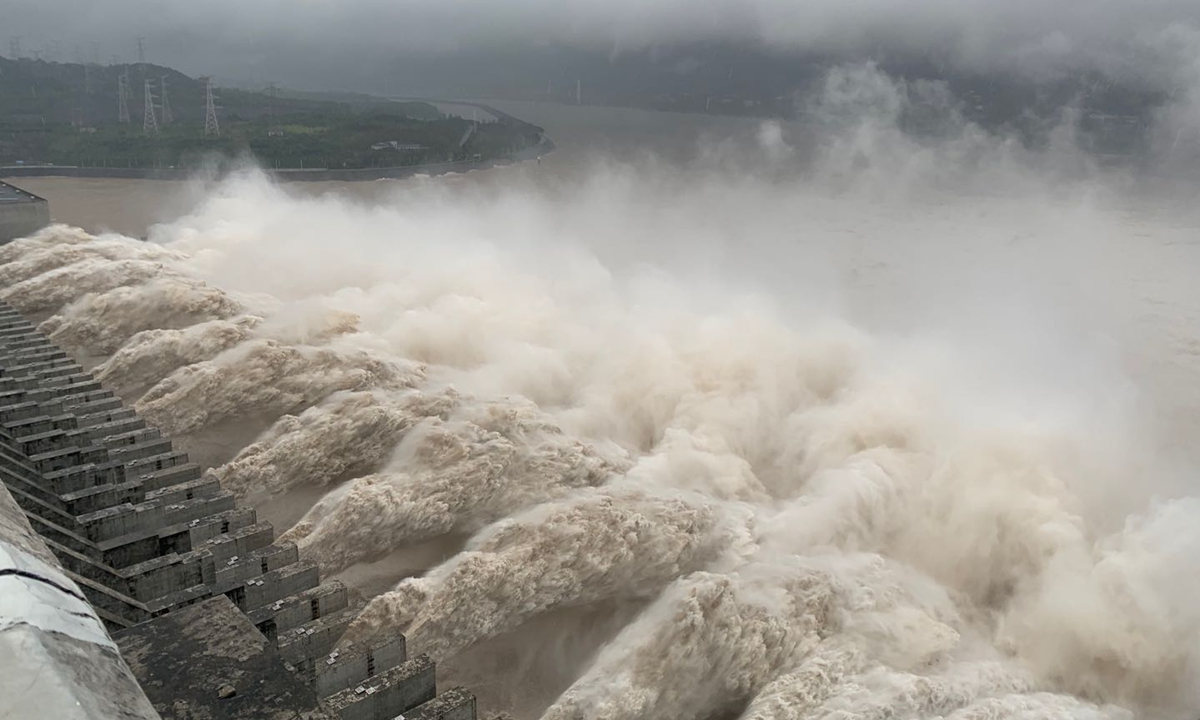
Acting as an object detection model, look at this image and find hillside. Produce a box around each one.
[0,56,543,169]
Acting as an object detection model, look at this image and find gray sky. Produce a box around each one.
[5,0,1200,89]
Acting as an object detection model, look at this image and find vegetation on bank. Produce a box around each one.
[0,56,546,170]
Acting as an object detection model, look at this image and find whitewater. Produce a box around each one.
[5,81,1200,718]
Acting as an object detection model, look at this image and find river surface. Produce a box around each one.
[5,98,1200,719]
[7,101,1200,466]
[3,100,763,235]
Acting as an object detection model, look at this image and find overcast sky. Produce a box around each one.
[6,0,1200,90]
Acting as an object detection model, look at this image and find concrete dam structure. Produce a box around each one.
[0,299,476,720]
[0,181,50,243]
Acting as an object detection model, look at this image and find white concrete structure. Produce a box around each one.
[0,480,160,720]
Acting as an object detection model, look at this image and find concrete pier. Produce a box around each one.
[0,299,477,719]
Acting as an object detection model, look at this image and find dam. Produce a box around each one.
[0,181,50,243]
[0,299,477,719]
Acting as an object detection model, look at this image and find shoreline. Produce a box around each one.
[1,102,554,184]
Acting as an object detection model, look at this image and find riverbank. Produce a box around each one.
[1,101,554,183]
[1,149,548,183]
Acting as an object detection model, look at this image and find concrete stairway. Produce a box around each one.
[0,300,476,720]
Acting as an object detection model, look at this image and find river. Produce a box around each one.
[5,98,1200,719]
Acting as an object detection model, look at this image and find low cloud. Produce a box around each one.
[7,0,1200,91]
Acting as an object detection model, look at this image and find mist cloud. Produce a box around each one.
[4,62,1200,717]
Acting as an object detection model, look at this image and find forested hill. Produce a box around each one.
[0,56,543,170]
[0,56,439,126]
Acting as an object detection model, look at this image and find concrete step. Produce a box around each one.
[0,400,41,424]
[5,359,81,379]
[321,654,436,719]
[60,478,145,516]
[2,334,56,351]
[229,560,320,613]
[3,346,69,363]
[275,606,359,668]
[98,505,256,569]
[0,469,83,533]
[209,542,300,592]
[121,549,212,603]
[247,580,350,637]
[29,442,111,474]
[313,635,409,697]
[0,390,34,410]
[86,417,150,445]
[196,521,275,565]
[64,567,152,629]
[108,436,175,465]
[135,463,203,492]
[4,413,80,439]
[144,476,222,505]
[404,687,477,720]
[75,406,138,429]
[42,459,128,496]
[67,395,125,416]
[42,375,104,393]
[0,322,39,336]
[78,492,237,543]
[125,450,191,478]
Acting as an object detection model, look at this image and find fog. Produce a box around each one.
[7,0,1200,95]
[3,59,1200,720]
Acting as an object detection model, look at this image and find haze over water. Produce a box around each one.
[6,71,1200,720]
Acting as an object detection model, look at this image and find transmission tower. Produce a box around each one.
[118,65,135,122]
[143,78,159,134]
[160,76,173,125]
[8,37,20,60]
[118,75,131,123]
[135,38,149,121]
[266,82,277,134]
[203,77,220,137]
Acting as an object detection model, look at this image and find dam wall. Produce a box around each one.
[0,300,476,719]
[0,439,160,718]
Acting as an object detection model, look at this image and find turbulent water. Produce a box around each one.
[6,80,1200,720]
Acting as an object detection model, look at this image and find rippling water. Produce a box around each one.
[5,95,1200,720]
